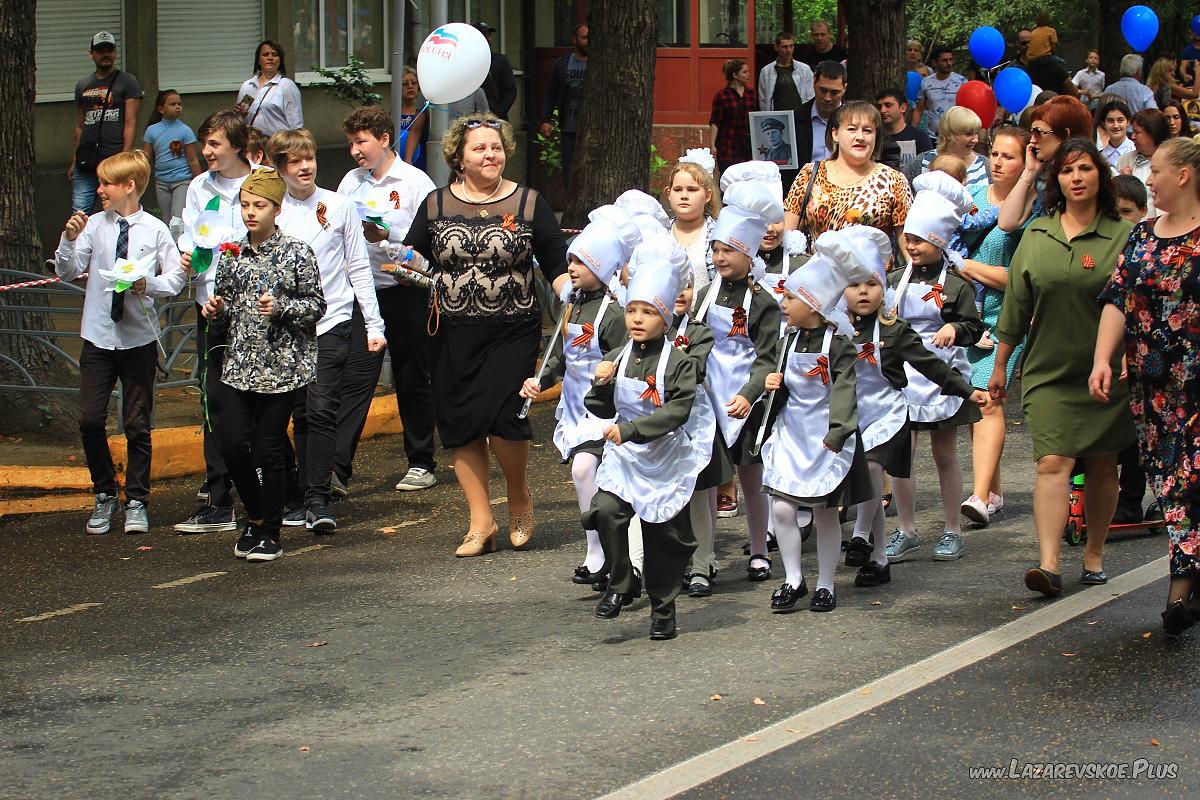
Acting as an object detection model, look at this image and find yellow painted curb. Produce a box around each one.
[0,493,94,518]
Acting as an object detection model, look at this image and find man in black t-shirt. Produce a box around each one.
[70,31,143,212]
[875,88,933,182]
[799,21,848,71]
[474,22,517,120]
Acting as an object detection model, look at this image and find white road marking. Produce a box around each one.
[598,557,1168,800]
[289,544,328,556]
[151,572,227,589]
[16,602,103,623]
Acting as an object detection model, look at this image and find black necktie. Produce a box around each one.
[110,218,128,323]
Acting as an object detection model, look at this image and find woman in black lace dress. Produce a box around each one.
[405,113,569,557]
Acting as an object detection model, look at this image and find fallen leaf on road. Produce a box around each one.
[870,601,882,606]
[1150,738,1160,746]
[752,697,766,706]
[861,688,872,695]
[136,546,154,552]
[1011,605,1025,611]
[510,576,517,581]
[117,556,131,561]
[1142,631,1152,639]
[1012,420,1023,426]
[709,694,722,701]
[299,745,311,752]
[306,641,329,648]
[743,736,760,742]
[378,527,397,534]
[398,519,429,528]
[1061,652,1078,657]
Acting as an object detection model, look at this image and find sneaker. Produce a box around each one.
[716,494,739,518]
[245,535,283,562]
[330,473,349,499]
[233,523,259,558]
[306,506,337,534]
[932,531,965,561]
[123,500,150,534]
[960,495,990,526]
[988,492,1004,515]
[195,480,211,504]
[86,493,119,535]
[175,505,237,534]
[395,467,436,492]
[282,506,307,527]
[885,529,921,562]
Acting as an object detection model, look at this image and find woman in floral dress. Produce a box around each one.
[1093,137,1200,635]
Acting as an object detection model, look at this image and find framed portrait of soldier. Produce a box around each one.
[750,111,798,171]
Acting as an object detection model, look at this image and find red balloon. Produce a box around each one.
[955,80,998,128]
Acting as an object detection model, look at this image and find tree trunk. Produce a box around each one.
[0,1,80,440]
[843,0,907,104]
[564,0,658,229]
[1097,0,1135,82]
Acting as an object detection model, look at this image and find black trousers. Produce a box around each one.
[289,319,352,508]
[218,386,297,533]
[1117,443,1147,514]
[195,309,234,508]
[586,490,697,620]
[375,286,436,472]
[333,305,382,483]
[78,340,157,503]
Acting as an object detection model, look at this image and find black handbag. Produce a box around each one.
[74,71,119,174]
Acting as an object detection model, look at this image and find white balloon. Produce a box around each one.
[417,23,492,105]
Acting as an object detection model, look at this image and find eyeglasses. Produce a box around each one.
[1029,127,1057,139]
[464,118,502,129]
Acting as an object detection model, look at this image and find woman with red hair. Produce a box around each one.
[998,96,1094,231]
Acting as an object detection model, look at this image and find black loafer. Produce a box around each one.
[771,579,808,613]
[1024,567,1064,597]
[595,590,632,619]
[686,574,713,597]
[649,616,677,640]
[747,554,773,582]
[844,536,872,568]
[1080,569,1109,585]
[1162,600,1197,636]
[572,565,607,585]
[854,561,891,587]
[591,578,608,592]
[630,567,644,599]
[809,587,836,612]
[742,532,780,555]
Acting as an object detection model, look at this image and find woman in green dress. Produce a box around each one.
[990,138,1135,598]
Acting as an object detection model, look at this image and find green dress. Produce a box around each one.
[996,211,1136,459]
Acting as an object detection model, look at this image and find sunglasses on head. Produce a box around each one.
[464,118,502,129]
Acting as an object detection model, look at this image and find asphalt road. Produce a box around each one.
[1,405,1194,800]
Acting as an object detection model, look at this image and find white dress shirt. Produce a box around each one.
[1101,137,1135,168]
[811,107,831,162]
[182,170,250,305]
[757,60,815,111]
[55,208,186,351]
[336,155,436,288]
[237,73,304,136]
[277,187,384,340]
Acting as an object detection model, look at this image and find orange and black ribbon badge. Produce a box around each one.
[728,306,748,337]
[639,374,663,407]
[674,334,690,348]
[315,202,328,228]
[857,342,878,365]
[570,323,595,348]
[389,190,401,209]
[1081,253,1096,270]
[804,355,831,385]
[773,278,786,295]
[921,283,945,309]
[501,213,518,232]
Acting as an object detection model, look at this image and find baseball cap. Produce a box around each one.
[91,31,117,49]
[473,22,496,33]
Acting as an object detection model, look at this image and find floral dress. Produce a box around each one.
[1099,220,1200,578]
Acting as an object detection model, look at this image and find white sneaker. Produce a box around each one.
[395,467,436,492]
[988,492,1004,515]
[960,495,990,526]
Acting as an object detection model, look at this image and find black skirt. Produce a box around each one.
[910,397,981,431]
[866,422,914,478]
[430,316,539,450]
[765,440,873,508]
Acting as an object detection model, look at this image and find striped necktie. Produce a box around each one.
[110,218,128,323]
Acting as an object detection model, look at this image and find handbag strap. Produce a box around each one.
[797,160,821,253]
[89,70,120,144]
[247,79,276,128]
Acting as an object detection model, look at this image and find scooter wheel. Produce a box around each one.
[1063,519,1083,546]
[1144,500,1167,536]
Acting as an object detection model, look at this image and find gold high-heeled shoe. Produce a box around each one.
[455,526,497,557]
[508,492,535,549]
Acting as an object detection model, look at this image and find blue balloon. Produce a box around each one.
[968,26,1005,70]
[1121,5,1159,53]
[1192,14,1200,38]
[906,70,922,103]
[993,67,1033,113]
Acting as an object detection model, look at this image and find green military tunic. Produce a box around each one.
[586,336,700,444]
[996,211,1135,459]
[538,288,627,391]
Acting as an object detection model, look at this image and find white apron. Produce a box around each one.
[766,257,795,338]
[897,264,970,423]
[595,340,716,523]
[762,329,857,499]
[697,280,756,447]
[854,318,910,451]
[553,295,616,460]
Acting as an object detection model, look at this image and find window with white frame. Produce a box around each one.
[35,0,124,102]
[294,0,388,78]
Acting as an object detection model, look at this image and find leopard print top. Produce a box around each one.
[784,161,913,244]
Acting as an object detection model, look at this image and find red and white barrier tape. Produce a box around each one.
[0,276,65,293]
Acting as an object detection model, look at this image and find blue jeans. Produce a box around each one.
[71,172,99,212]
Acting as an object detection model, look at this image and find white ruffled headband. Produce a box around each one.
[678,148,716,177]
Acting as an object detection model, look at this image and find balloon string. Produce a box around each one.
[399,101,433,132]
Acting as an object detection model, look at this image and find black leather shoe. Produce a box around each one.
[1162,600,1197,636]
[742,532,779,555]
[630,567,644,599]
[649,616,677,640]
[844,536,872,568]
[685,573,712,597]
[854,561,891,587]
[747,554,773,582]
[1024,567,1064,597]
[1112,505,1144,525]
[771,579,808,613]
[591,578,608,592]
[809,587,837,612]
[595,590,632,619]
[573,565,607,585]
[1080,569,1109,585]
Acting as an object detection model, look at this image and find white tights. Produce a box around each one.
[851,460,890,567]
[710,463,771,567]
[771,498,842,593]
[572,452,605,572]
[892,428,963,537]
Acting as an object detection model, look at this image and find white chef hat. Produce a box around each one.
[719,161,784,207]
[783,228,877,319]
[678,147,716,176]
[903,172,974,251]
[711,181,785,258]
[568,205,642,282]
[626,234,690,324]
[614,189,671,233]
[815,225,891,287]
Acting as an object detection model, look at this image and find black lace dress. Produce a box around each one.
[405,185,568,448]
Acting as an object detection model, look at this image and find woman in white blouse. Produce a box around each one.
[235,40,304,136]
